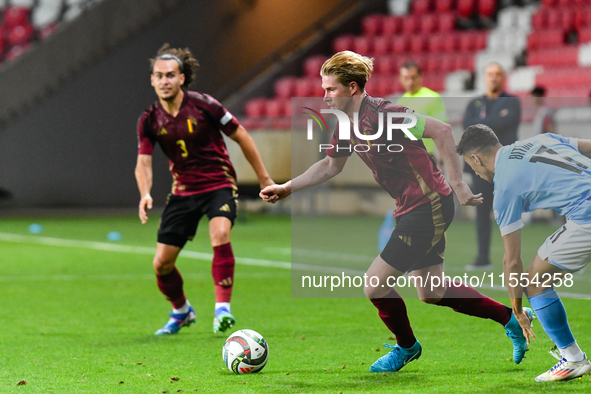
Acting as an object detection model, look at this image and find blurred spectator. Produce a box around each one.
[462,63,521,271]
[531,86,556,135]
[396,61,448,164]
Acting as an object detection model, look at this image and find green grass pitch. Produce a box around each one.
[0,213,589,393]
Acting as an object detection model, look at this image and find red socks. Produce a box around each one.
[435,281,512,326]
[370,290,417,348]
[156,267,186,309]
[212,243,235,303]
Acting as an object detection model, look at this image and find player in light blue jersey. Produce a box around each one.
[456,124,591,382]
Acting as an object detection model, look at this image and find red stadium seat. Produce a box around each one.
[441,33,459,52]
[435,0,454,13]
[411,0,431,15]
[409,35,426,53]
[541,0,557,6]
[3,7,30,29]
[440,54,456,72]
[265,99,286,118]
[425,54,443,73]
[270,117,291,130]
[420,14,438,33]
[558,9,574,30]
[7,24,34,47]
[474,31,488,50]
[527,29,565,50]
[438,12,456,32]
[391,36,408,54]
[332,35,354,53]
[579,27,591,43]
[532,11,546,30]
[361,14,384,36]
[373,36,390,56]
[421,74,445,92]
[477,0,497,18]
[244,98,267,118]
[574,8,591,29]
[294,78,313,97]
[274,76,297,98]
[352,36,372,56]
[382,15,401,36]
[457,0,475,18]
[374,56,395,75]
[455,53,475,71]
[527,47,579,67]
[458,33,475,52]
[546,9,561,29]
[402,15,420,34]
[283,100,292,117]
[427,35,445,53]
[303,55,326,78]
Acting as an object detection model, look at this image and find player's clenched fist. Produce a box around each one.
[260,181,291,203]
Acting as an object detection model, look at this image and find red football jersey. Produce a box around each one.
[326,95,451,216]
[137,90,240,196]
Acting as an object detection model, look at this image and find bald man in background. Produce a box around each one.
[462,63,521,271]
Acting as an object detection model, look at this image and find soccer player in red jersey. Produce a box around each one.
[135,44,273,335]
[261,51,533,371]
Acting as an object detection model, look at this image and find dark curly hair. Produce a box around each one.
[150,43,200,87]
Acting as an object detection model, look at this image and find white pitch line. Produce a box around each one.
[0,232,290,269]
[2,233,590,298]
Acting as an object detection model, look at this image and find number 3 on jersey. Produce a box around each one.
[176,139,188,158]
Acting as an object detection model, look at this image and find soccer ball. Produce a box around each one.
[222,329,269,374]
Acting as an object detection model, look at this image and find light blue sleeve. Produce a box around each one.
[544,133,578,151]
[493,189,525,236]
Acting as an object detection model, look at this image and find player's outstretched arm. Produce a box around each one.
[260,155,348,203]
[502,230,536,344]
[577,139,591,159]
[135,154,154,224]
[230,125,274,189]
[423,116,483,206]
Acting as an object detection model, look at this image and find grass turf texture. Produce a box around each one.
[0,213,589,393]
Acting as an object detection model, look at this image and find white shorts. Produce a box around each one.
[537,220,591,272]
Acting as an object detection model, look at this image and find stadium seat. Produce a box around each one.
[477,0,497,18]
[527,47,579,67]
[265,99,287,118]
[402,15,420,34]
[475,31,488,50]
[391,36,408,54]
[532,10,546,30]
[527,29,565,50]
[303,55,326,78]
[332,35,354,53]
[425,54,444,73]
[541,0,557,6]
[421,73,445,92]
[373,36,390,56]
[579,27,591,44]
[7,23,34,47]
[361,14,384,36]
[558,9,574,30]
[244,98,267,118]
[352,36,372,56]
[574,8,591,29]
[457,0,475,18]
[274,76,297,98]
[440,54,456,73]
[458,33,475,52]
[420,13,438,33]
[411,0,431,15]
[3,7,31,29]
[427,35,445,53]
[435,0,453,13]
[438,12,456,32]
[441,33,458,52]
[374,56,395,75]
[270,117,291,130]
[382,15,401,36]
[294,78,313,97]
[455,53,475,71]
[409,35,426,53]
